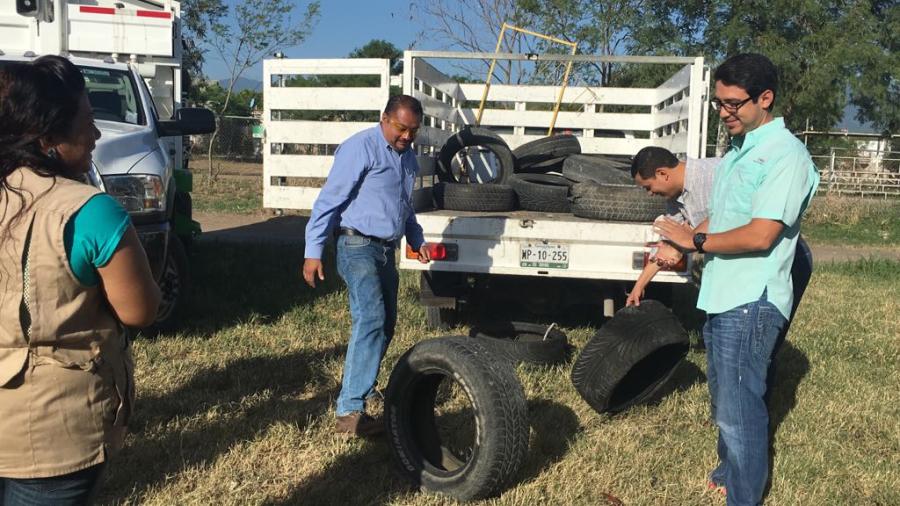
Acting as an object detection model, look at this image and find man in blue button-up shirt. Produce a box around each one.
[657,54,818,505]
[302,95,431,437]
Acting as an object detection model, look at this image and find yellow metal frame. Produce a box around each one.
[475,22,578,136]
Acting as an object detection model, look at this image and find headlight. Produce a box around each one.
[102,174,166,214]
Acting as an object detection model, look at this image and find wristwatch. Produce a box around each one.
[693,233,707,253]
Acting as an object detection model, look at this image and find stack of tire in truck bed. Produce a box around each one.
[431,126,667,222]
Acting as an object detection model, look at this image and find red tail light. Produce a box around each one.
[406,243,458,261]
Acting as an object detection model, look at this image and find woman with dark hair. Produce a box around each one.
[0,55,161,503]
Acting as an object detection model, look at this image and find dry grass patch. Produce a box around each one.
[96,245,900,505]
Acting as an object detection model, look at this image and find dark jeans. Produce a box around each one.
[704,291,787,506]
[703,237,814,505]
[334,234,399,416]
[0,464,103,506]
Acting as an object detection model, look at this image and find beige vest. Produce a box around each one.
[0,167,133,478]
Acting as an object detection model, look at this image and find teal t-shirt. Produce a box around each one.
[63,194,131,286]
[697,118,820,319]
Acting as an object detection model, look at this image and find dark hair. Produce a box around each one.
[0,55,86,180]
[0,55,87,239]
[714,53,779,110]
[630,146,679,179]
[384,94,423,119]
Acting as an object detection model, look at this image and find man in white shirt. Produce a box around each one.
[626,146,720,306]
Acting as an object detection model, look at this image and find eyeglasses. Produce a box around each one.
[711,96,754,113]
[388,119,419,136]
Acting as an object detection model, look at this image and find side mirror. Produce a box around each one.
[16,0,53,22]
[157,108,217,137]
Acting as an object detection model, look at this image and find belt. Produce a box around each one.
[338,227,397,247]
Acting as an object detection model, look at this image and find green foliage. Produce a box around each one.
[210,0,321,116]
[630,0,899,133]
[443,0,900,133]
[179,0,227,94]
[349,39,403,75]
[194,81,262,117]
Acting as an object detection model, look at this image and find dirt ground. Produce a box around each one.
[195,211,900,263]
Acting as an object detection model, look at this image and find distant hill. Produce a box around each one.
[217,77,263,92]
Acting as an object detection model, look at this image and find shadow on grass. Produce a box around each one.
[267,441,408,506]
[268,399,581,505]
[201,215,309,245]
[644,359,706,406]
[97,346,344,504]
[172,239,342,334]
[516,399,582,484]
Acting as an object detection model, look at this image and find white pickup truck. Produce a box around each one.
[260,50,710,327]
[1,0,216,332]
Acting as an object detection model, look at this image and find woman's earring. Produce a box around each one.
[47,147,59,159]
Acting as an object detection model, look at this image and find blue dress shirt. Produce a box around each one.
[304,124,425,259]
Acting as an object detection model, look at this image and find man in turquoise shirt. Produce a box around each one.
[656,53,819,506]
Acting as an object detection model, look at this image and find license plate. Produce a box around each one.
[520,242,569,269]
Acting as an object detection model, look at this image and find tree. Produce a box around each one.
[519,0,644,86]
[206,0,321,180]
[350,39,403,75]
[179,0,227,100]
[632,0,899,134]
[416,0,539,84]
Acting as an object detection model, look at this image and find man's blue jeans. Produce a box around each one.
[704,291,787,506]
[335,235,399,416]
[1,464,104,505]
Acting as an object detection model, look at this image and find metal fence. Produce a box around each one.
[812,148,900,198]
[188,116,263,176]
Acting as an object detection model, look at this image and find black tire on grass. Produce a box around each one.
[570,300,690,414]
[437,127,515,184]
[512,134,581,170]
[509,174,572,213]
[385,336,529,502]
[570,181,668,222]
[562,154,633,185]
[468,321,571,366]
[433,182,517,211]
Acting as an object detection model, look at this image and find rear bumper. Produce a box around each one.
[136,221,170,280]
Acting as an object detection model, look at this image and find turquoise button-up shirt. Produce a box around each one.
[697,118,820,319]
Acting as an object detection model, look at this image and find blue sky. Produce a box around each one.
[203,0,432,81]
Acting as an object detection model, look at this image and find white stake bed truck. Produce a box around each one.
[260,50,711,327]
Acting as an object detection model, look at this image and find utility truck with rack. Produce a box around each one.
[261,50,710,327]
[1,0,216,332]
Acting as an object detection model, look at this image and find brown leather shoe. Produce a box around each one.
[335,411,384,437]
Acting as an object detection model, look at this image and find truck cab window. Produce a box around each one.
[81,66,145,125]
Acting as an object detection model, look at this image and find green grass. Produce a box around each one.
[803,195,900,246]
[94,244,900,505]
[192,173,262,215]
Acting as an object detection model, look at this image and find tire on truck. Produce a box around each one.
[436,127,515,184]
[432,182,517,211]
[509,174,572,213]
[512,134,581,171]
[570,181,668,222]
[385,336,529,501]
